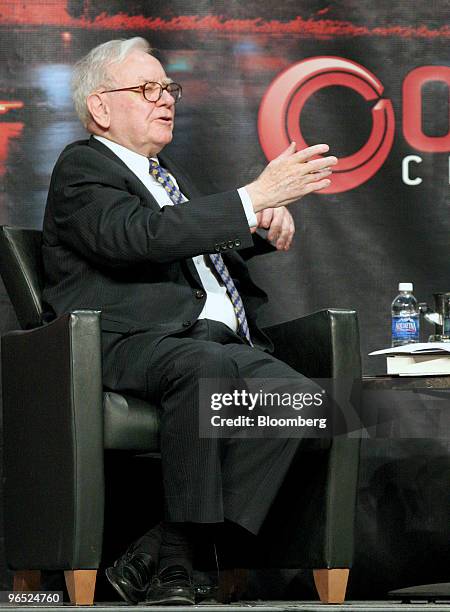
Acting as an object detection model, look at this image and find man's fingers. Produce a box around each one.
[250,211,262,233]
[305,155,338,173]
[303,168,333,184]
[293,143,330,163]
[265,207,295,250]
[267,206,281,241]
[276,141,297,161]
[260,208,273,228]
[305,178,331,193]
[246,145,336,212]
[268,219,282,242]
[277,142,331,164]
[276,211,295,251]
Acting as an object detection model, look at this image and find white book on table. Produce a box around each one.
[385,354,450,376]
[369,342,450,356]
[369,342,450,376]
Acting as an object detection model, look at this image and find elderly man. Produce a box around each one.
[42,37,336,605]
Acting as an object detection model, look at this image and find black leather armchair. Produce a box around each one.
[0,225,362,604]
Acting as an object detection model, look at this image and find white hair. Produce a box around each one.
[72,37,153,127]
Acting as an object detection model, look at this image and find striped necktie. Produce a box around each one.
[149,159,252,345]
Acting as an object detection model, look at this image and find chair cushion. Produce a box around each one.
[103,392,161,452]
[103,391,330,453]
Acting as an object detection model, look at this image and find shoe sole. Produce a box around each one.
[141,596,195,606]
[105,567,138,604]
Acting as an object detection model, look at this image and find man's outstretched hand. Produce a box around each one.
[246,143,337,213]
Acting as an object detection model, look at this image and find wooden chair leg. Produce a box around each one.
[313,568,349,604]
[217,568,249,603]
[64,570,97,605]
[13,571,41,591]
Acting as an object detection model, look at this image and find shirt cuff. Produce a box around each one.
[237,187,257,228]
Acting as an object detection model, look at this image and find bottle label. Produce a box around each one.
[444,317,450,336]
[392,316,420,342]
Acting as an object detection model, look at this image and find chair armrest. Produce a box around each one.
[1,310,104,569]
[264,308,363,433]
[263,308,361,381]
[262,309,362,568]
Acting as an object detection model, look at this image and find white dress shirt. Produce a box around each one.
[94,136,256,332]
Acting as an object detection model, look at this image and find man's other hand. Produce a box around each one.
[250,207,294,251]
[246,143,337,213]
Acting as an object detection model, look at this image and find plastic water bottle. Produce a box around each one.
[391,282,420,347]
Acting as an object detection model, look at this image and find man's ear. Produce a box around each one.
[87,92,110,129]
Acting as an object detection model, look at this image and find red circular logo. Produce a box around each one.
[258,57,395,194]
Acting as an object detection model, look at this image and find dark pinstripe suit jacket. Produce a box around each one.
[42,137,273,378]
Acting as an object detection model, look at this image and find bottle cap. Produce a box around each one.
[398,282,413,291]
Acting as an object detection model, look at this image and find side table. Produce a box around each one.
[362,375,450,439]
[362,375,450,602]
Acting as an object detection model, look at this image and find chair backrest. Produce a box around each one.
[0,226,44,329]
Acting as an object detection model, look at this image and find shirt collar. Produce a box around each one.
[94,135,157,175]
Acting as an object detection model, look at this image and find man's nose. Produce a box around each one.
[157,89,175,107]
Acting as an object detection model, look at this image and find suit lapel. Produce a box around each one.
[88,136,198,201]
[87,138,209,288]
[88,135,133,173]
[88,136,162,211]
[158,152,210,286]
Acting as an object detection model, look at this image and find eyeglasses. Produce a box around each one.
[101,81,182,104]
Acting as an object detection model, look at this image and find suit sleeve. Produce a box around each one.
[46,145,254,267]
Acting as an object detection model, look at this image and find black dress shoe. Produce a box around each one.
[106,550,156,603]
[144,565,195,605]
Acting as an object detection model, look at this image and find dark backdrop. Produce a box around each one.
[0,0,449,599]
